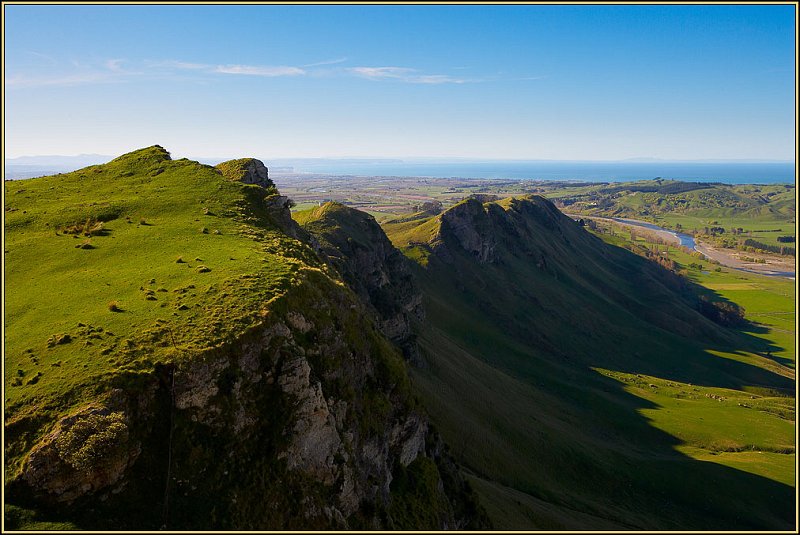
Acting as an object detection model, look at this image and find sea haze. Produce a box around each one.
[283,160,796,184]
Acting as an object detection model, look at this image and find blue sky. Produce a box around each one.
[4,4,796,160]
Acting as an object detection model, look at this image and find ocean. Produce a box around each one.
[5,160,796,185]
[284,161,796,184]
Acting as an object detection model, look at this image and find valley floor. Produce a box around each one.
[577,214,795,279]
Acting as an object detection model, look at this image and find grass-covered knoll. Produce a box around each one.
[4,146,319,474]
[382,195,795,529]
[292,202,377,247]
[214,158,273,188]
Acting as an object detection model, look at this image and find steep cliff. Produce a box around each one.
[3,148,485,530]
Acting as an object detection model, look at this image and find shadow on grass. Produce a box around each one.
[405,239,795,530]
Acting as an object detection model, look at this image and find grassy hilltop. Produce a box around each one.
[5,146,305,430]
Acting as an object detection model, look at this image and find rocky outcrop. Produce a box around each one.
[264,194,304,240]
[215,158,273,189]
[298,203,425,364]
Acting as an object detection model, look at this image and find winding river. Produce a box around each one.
[586,216,795,280]
[611,217,697,250]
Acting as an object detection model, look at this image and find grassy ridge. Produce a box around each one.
[4,147,317,476]
[384,196,795,529]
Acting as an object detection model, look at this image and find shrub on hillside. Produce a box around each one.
[697,296,746,327]
[55,411,129,472]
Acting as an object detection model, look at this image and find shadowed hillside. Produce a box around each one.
[382,195,795,529]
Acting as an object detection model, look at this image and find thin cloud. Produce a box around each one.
[345,66,547,84]
[214,64,305,77]
[347,66,467,84]
[512,75,549,81]
[160,60,210,70]
[105,59,126,72]
[7,57,539,88]
[8,57,140,88]
[149,60,306,77]
[26,50,57,64]
[348,66,415,80]
[303,57,348,67]
[408,74,467,85]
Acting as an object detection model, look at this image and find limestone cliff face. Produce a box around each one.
[10,194,484,530]
[297,203,425,364]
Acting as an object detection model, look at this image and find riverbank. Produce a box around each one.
[693,241,795,279]
[572,214,796,280]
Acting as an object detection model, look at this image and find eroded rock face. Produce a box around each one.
[277,354,344,486]
[436,198,497,264]
[162,296,456,526]
[13,276,483,529]
[298,203,425,364]
[240,159,270,188]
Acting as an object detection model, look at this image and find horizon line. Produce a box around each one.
[5,154,795,165]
